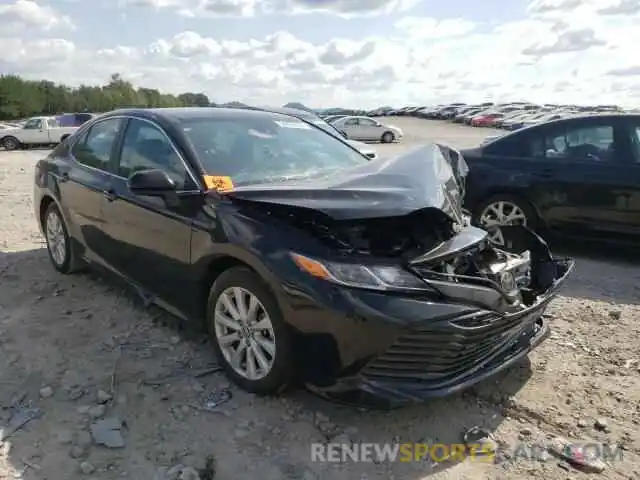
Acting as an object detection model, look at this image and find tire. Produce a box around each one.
[472,194,537,246]
[2,136,20,151]
[381,131,394,143]
[206,267,293,395]
[43,203,85,274]
[60,135,70,143]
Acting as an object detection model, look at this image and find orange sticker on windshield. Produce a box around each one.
[204,175,234,192]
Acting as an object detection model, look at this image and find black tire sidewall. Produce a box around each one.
[206,267,293,395]
[43,204,72,273]
[382,132,394,143]
[3,137,18,150]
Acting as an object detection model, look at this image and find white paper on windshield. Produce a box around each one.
[248,129,274,139]
[274,120,311,129]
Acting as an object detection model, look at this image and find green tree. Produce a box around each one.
[0,73,212,120]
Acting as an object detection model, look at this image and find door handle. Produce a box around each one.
[103,189,118,202]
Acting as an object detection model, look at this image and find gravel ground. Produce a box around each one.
[0,118,639,480]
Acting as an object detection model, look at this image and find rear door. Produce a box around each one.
[62,117,125,262]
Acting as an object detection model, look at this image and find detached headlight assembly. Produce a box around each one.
[290,253,429,291]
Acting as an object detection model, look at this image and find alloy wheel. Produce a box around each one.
[213,287,276,380]
[45,209,68,267]
[479,201,527,246]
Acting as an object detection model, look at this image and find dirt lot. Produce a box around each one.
[1,118,639,479]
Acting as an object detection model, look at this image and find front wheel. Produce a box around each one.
[2,136,20,151]
[381,131,394,143]
[473,195,537,246]
[206,267,293,395]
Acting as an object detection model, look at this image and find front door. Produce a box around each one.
[20,118,45,143]
[102,117,201,310]
[526,118,629,235]
[357,117,381,141]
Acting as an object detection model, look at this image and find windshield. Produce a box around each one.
[181,116,369,186]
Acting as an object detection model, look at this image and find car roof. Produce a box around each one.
[107,106,307,123]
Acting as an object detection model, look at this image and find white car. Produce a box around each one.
[0,116,78,150]
[332,116,403,143]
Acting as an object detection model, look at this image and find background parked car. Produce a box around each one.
[460,113,640,245]
[332,116,403,143]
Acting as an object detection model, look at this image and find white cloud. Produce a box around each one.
[2,0,640,107]
[117,0,419,17]
[0,0,74,32]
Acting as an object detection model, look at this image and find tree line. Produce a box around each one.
[0,73,212,120]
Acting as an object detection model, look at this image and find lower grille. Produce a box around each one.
[361,310,535,386]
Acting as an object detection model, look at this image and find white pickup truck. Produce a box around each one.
[0,116,78,150]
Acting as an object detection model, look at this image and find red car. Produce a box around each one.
[471,113,503,127]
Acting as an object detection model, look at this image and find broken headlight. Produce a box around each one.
[290,253,430,291]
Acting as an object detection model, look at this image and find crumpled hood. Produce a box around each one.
[224,143,468,223]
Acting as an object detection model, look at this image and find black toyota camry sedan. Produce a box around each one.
[34,107,573,406]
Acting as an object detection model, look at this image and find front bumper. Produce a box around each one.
[300,255,574,408]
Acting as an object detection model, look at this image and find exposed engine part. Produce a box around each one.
[238,201,456,258]
[426,242,532,304]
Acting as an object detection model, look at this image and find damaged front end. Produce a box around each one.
[222,145,574,407]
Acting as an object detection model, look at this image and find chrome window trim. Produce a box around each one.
[69,114,203,194]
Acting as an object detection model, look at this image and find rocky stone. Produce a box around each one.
[88,405,106,419]
[79,461,95,474]
[90,417,125,448]
[594,418,610,432]
[547,436,607,473]
[70,445,88,459]
[39,386,54,398]
[609,310,622,320]
[519,427,532,436]
[179,466,200,480]
[96,390,112,404]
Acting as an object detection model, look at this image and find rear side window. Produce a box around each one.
[484,134,531,157]
[72,118,123,171]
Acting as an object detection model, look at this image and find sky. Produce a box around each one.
[1,0,640,108]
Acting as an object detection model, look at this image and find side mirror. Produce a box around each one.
[128,169,176,196]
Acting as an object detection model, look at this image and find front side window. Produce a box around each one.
[72,118,123,171]
[117,119,191,189]
[181,115,369,186]
[24,119,42,130]
[344,118,358,126]
[532,124,614,162]
[359,118,377,126]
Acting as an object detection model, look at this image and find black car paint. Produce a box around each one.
[34,108,573,407]
[462,114,640,241]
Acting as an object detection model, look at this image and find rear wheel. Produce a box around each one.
[206,267,293,395]
[2,136,20,151]
[381,131,394,143]
[473,195,537,246]
[43,203,85,274]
